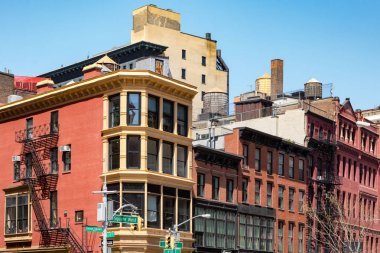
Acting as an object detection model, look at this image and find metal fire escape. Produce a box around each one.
[15,123,87,253]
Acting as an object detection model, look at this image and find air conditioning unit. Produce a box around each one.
[12,155,21,162]
[317,176,324,181]
[60,145,71,152]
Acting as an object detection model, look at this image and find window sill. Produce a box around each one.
[289,210,295,213]
[4,232,32,242]
[62,171,71,175]
[75,221,84,225]
[278,208,284,212]
[298,212,304,215]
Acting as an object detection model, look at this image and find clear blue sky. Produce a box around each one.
[1,0,379,110]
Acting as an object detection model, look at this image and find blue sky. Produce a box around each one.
[1,0,379,110]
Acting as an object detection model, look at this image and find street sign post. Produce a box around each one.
[85,226,103,232]
[112,215,138,224]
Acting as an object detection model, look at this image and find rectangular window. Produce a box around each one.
[26,118,33,139]
[127,136,140,169]
[278,185,285,210]
[309,123,314,138]
[288,223,294,253]
[50,191,58,227]
[267,182,273,207]
[227,179,234,202]
[50,111,59,133]
[177,145,187,177]
[197,173,205,197]
[255,148,261,172]
[163,100,174,133]
[289,157,294,178]
[50,147,58,174]
[212,176,220,200]
[298,224,304,253]
[108,138,120,170]
[308,155,314,178]
[255,180,261,205]
[202,56,206,66]
[278,153,284,176]
[267,151,273,175]
[317,158,323,177]
[278,221,284,253]
[299,159,304,181]
[299,190,304,213]
[178,198,190,231]
[147,138,159,171]
[289,188,295,211]
[147,186,160,228]
[25,153,32,178]
[182,49,186,60]
[177,104,188,136]
[181,68,186,79]
[201,74,206,84]
[75,210,84,223]
[243,144,249,167]
[162,142,173,174]
[109,94,120,128]
[163,195,175,229]
[148,95,159,129]
[155,59,164,75]
[127,93,141,125]
[14,161,20,181]
[62,147,71,172]
[242,177,248,203]
[5,194,29,234]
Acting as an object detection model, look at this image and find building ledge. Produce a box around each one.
[4,232,32,243]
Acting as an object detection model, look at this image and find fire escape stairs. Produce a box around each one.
[16,125,87,253]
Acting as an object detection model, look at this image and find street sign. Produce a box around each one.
[107,232,115,238]
[112,215,138,224]
[159,241,166,247]
[174,242,183,249]
[86,226,103,232]
[174,249,181,253]
[163,249,173,253]
[101,240,113,246]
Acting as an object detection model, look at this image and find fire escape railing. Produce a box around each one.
[15,123,86,253]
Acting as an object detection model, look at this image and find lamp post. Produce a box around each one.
[171,214,211,242]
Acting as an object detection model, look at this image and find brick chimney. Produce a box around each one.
[36,79,54,94]
[83,63,102,80]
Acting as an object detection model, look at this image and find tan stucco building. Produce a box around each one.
[131,5,229,120]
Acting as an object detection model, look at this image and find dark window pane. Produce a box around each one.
[109,138,120,170]
[14,161,20,181]
[50,147,58,174]
[212,176,220,200]
[127,136,140,169]
[148,96,159,129]
[148,138,159,171]
[50,191,58,227]
[197,174,205,197]
[178,189,190,199]
[123,193,144,221]
[63,148,71,172]
[148,194,160,228]
[122,183,144,191]
[26,153,32,178]
[26,118,33,139]
[127,93,141,125]
[163,187,176,196]
[178,199,190,231]
[163,197,175,229]
[177,145,187,177]
[50,111,59,133]
[177,104,188,136]
[163,100,174,133]
[109,94,120,127]
[162,142,173,174]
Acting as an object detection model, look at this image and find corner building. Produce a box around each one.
[0,69,197,253]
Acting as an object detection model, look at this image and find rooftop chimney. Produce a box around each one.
[36,79,54,94]
[216,49,221,57]
[271,59,283,99]
[83,63,103,80]
[206,33,212,40]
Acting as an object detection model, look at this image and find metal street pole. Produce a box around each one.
[102,181,107,253]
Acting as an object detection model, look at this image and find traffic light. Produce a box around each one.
[130,223,138,232]
[137,217,144,231]
[165,234,172,249]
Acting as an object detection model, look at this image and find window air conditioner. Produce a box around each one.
[12,155,21,162]
[60,145,71,152]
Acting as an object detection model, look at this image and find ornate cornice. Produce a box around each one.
[0,70,197,123]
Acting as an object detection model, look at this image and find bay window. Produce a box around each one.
[5,194,29,234]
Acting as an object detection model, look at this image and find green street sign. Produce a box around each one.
[174,242,183,249]
[159,241,166,247]
[85,226,103,232]
[107,232,115,238]
[112,215,138,224]
[174,249,181,253]
[164,249,173,253]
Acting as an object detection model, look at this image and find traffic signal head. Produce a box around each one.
[165,234,172,248]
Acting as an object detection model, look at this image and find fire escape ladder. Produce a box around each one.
[16,125,87,252]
